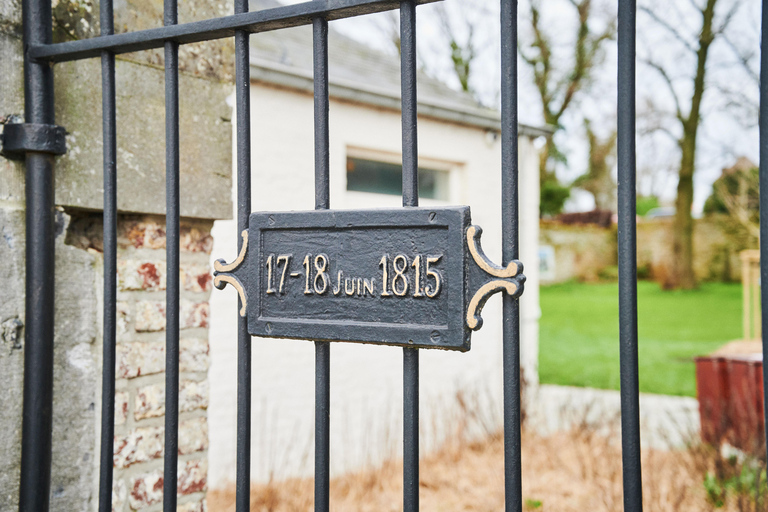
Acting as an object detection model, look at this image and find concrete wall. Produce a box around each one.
[539,216,754,285]
[0,0,26,506]
[0,0,232,508]
[208,80,541,486]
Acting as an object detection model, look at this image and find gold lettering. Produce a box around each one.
[345,278,356,296]
[277,254,291,294]
[392,254,409,297]
[379,255,392,296]
[266,254,276,294]
[363,278,374,296]
[412,255,423,297]
[314,254,329,294]
[426,255,442,298]
[333,271,343,295]
[303,254,313,295]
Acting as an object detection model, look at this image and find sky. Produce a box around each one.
[281,0,762,214]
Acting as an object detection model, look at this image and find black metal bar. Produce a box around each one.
[30,0,440,63]
[400,2,419,510]
[18,0,56,507]
[97,0,117,506]
[234,0,252,506]
[163,0,180,507]
[313,8,331,512]
[617,0,642,510]
[500,1,521,510]
[759,0,768,471]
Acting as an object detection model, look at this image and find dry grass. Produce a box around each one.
[208,423,768,512]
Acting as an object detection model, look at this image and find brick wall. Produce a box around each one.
[69,214,213,512]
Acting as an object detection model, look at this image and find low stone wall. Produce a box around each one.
[540,216,755,284]
[526,385,700,449]
[539,222,617,283]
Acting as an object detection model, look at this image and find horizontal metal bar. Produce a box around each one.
[30,0,440,63]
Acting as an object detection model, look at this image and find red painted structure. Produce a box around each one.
[695,354,764,452]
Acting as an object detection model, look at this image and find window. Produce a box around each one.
[346,157,450,201]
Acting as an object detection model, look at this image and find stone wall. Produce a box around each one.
[0,0,231,505]
[66,214,213,511]
[540,216,755,285]
[539,221,617,283]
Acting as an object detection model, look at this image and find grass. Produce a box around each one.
[539,281,743,397]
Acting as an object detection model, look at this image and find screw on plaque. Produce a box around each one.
[465,225,525,331]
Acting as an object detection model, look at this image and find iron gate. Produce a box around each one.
[10,0,768,510]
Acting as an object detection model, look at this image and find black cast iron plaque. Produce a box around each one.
[213,207,525,352]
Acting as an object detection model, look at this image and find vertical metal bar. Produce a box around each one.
[617,0,642,510]
[18,0,56,508]
[163,0,180,508]
[97,0,117,506]
[313,9,331,512]
[400,2,419,511]
[500,1,522,511]
[759,0,768,470]
[234,0,252,507]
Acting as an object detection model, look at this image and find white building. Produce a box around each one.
[208,0,546,488]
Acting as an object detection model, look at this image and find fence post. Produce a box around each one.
[18,0,57,508]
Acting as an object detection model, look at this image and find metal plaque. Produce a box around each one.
[214,207,525,351]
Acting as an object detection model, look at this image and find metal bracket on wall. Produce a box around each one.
[0,123,67,160]
[465,225,525,331]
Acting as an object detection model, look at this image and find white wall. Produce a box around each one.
[208,82,540,487]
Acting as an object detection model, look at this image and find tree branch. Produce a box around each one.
[640,57,685,122]
[638,5,696,53]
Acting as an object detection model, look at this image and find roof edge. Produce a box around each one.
[249,58,553,138]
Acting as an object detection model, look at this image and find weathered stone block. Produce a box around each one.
[128,459,208,509]
[180,225,214,254]
[117,341,165,378]
[116,215,214,253]
[129,468,163,510]
[134,301,166,333]
[118,259,167,291]
[181,263,212,293]
[179,416,208,455]
[54,59,232,220]
[116,301,131,336]
[134,379,208,420]
[118,259,211,293]
[178,459,208,495]
[112,477,127,512]
[134,300,209,332]
[178,499,207,512]
[115,337,208,379]
[180,338,210,373]
[181,301,209,330]
[113,425,164,468]
[115,391,129,425]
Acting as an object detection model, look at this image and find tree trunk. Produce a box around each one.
[671,136,697,289]
[666,0,716,290]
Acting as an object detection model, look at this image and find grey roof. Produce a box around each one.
[248,0,550,137]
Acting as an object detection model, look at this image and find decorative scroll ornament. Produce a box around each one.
[465,225,525,330]
[213,230,248,317]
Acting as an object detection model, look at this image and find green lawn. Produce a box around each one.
[538,281,743,397]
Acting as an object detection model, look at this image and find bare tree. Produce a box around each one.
[639,0,742,289]
[573,120,617,211]
[434,4,480,94]
[380,10,401,55]
[519,0,615,215]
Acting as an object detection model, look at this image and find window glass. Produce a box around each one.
[346,157,449,201]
